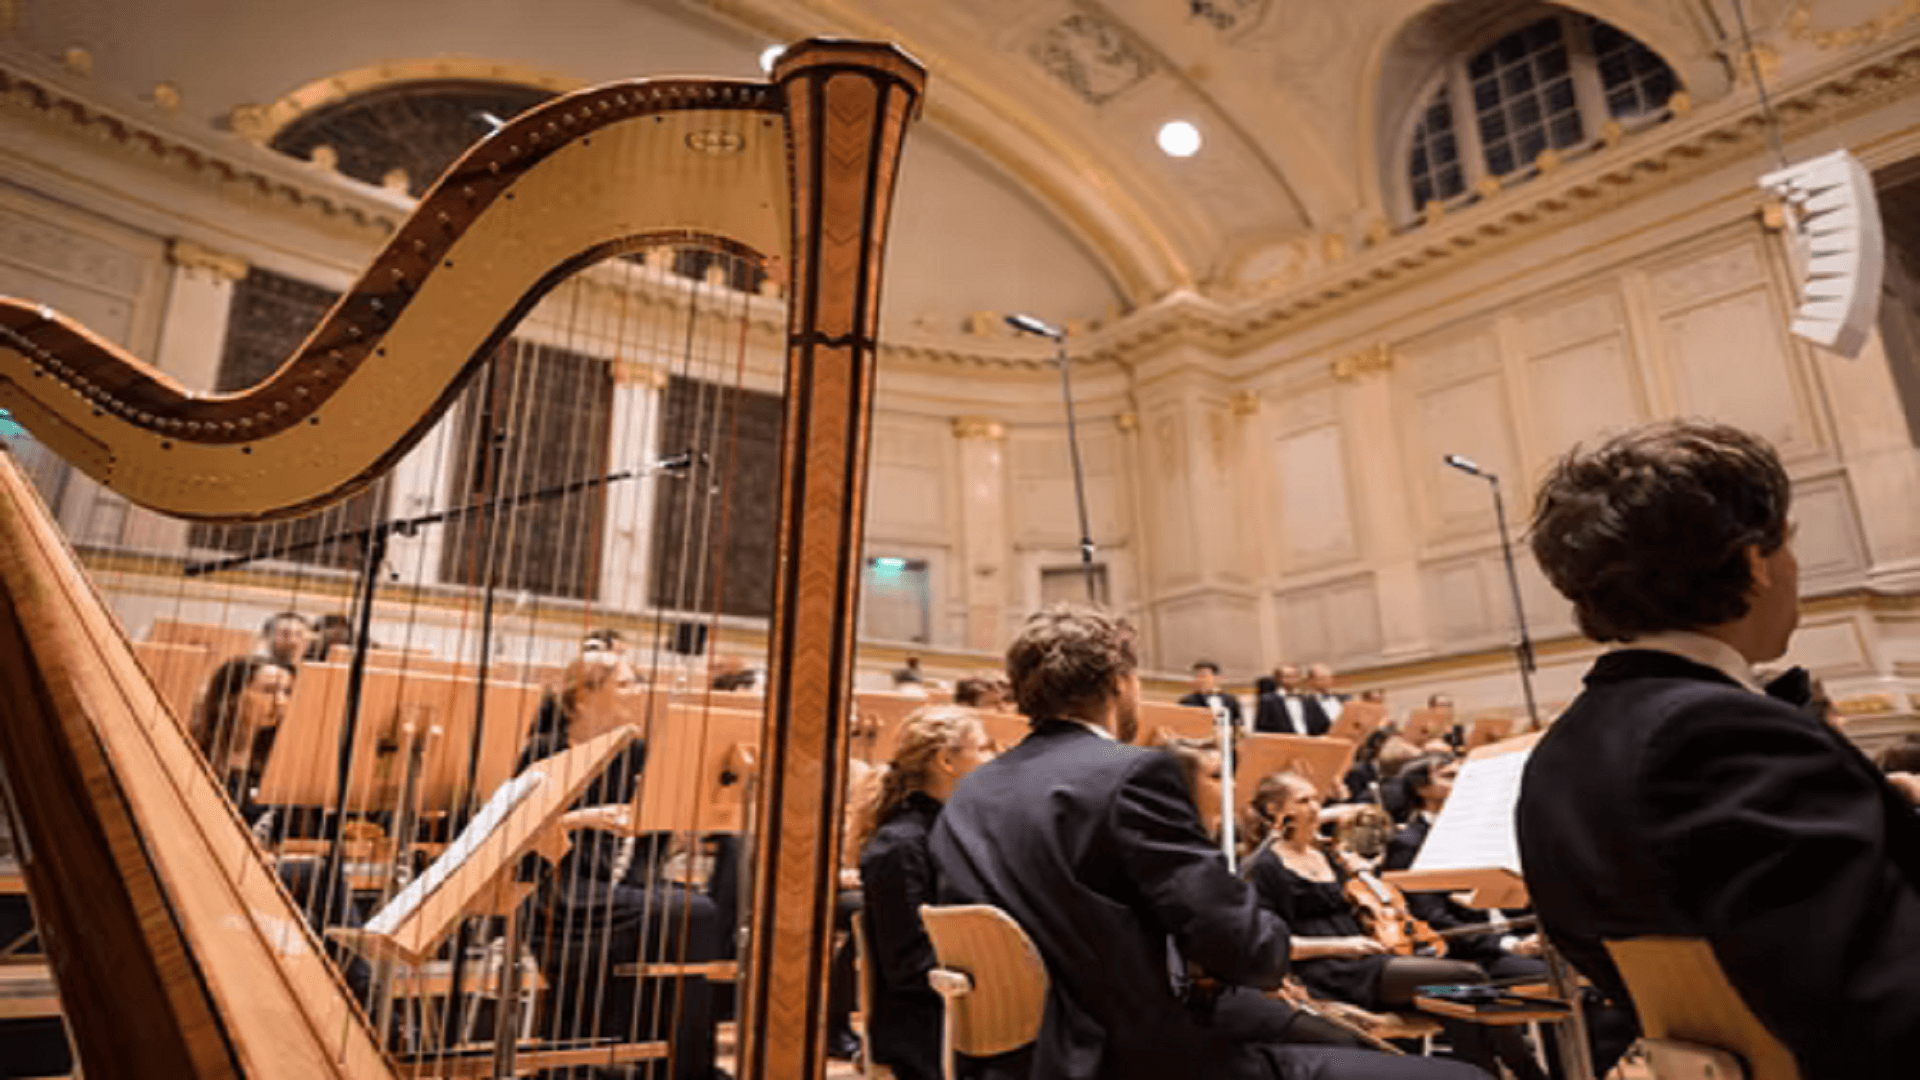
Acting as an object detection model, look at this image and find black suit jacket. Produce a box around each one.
[1253,693,1327,737]
[1178,690,1242,726]
[1516,650,1920,1079]
[929,721,1292,1080]
[859,791,945,1080]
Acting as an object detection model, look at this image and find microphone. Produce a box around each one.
[1443,454,1488,478]
[1005,313,1064,340]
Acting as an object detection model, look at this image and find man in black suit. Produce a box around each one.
[1256,663,1328,737]
[1178,659,1244,731]
[1519,420,1920,1079]
[930,606,1484,1080]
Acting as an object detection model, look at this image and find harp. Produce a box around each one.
[0,38,923,1080]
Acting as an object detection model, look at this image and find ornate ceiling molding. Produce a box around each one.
[3,32,1917,378]
[227,57,583,145]
[0,60,407,239]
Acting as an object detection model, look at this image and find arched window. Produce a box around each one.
[1401,9,1679,220]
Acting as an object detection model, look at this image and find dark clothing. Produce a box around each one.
[1242,846,1385,1009]
[1517,649,1920,1080]
[517,698,721,1080]
[1255,694,1329,737]
[859,792,946,1080]
[1179,690,1243,727]
[929,720,1482,1080]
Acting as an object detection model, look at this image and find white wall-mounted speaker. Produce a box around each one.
[1759,149,1886,360]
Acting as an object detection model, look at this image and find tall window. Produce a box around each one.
[188,268,390,570]
[1401,9,1679,220]
[440,339,613,600]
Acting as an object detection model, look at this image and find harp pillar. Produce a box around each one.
[740,40,924,1080]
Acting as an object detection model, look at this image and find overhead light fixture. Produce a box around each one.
[759,45,785,73]
[1157,120,1202,158]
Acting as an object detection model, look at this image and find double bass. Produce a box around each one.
[0,39,923,1080]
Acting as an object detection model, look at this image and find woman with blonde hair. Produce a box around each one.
[858,705,994,1080]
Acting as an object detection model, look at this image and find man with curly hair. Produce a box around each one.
[1519,419,1920,1078]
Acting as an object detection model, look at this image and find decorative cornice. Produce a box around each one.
[229,57,583,145]
[0,61,408,239]
[166,238,247,282]
[1789,0,1920,52]
[1229,389,1260,416]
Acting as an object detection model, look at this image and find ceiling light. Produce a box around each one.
[1157,120,1202,158]
[759,45,785,73]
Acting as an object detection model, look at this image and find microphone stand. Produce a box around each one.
[1445,458,1541,731]
[1008,314,1098,604]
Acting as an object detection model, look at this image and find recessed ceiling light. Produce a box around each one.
[759,45,786,73]
[1157,120,1202,158]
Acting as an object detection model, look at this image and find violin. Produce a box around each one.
[1321,838,1448,958]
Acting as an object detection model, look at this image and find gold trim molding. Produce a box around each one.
[1330,343,1393,382]
[229,57,584,145]
[1789,0,1920,52]
[167,239,247,282]
[951,415,1005,439]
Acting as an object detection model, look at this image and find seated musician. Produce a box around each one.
[260,610,314,669]
[1519,419,1920,1078]
[517,650,722,1080]
[191,655,295,814]
[929,604,1482,1080]
[1242,772,1544,1080]
[856,706,994,1080]
[302,612,356,663]
[951,675,1011,711]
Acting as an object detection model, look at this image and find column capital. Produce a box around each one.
[1330,342,1394,382]
[951,415,1004,440]
[167,238,248,282]
[612,359,669,388]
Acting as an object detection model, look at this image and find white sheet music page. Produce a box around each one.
[1410,747,1529,874]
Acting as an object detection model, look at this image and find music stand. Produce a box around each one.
[1463,711,1519,752]
[1233,733,1356,819]
[1400,706,1456,746]
[258,663,544,814]
[632,705,763,834]
[1327,700,1387,743]
[1136,700,1214,745]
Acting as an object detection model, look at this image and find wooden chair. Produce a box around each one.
[848,916,895,1079]
[918,905,1048,1080]
[1606,937,1801,1080]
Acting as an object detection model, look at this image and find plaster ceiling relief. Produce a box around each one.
[1029,9,1157,105]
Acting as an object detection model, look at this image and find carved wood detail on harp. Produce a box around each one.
[0,36,925,1080]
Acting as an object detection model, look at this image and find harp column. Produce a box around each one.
[740,41,924,1080]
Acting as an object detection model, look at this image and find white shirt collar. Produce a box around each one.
[1057,717,1116,741]
[1619,629,1762,693]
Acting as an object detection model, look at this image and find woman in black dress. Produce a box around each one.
[1242,772,1545,1080]
[856,706,993,1080]
[518,651,722,1080]
[191,654,295,816]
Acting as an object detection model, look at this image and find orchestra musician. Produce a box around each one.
[190,654,295,814]
[1241,772,1546,1080]
[1519,419,1920,1078]
[929,605,1484,1080]
[856,706,995,1080]
[515,649,723,1080]
[1179,660,1243,730]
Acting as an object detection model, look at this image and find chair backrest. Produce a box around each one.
[918,905,1049,1058]
[1605,937,1800,1080]
[849,915,894,1079]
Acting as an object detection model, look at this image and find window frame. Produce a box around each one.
[1392,7,1679,226]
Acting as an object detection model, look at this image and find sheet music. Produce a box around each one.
[1410,748,1529,874]
[365,768,546,934]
